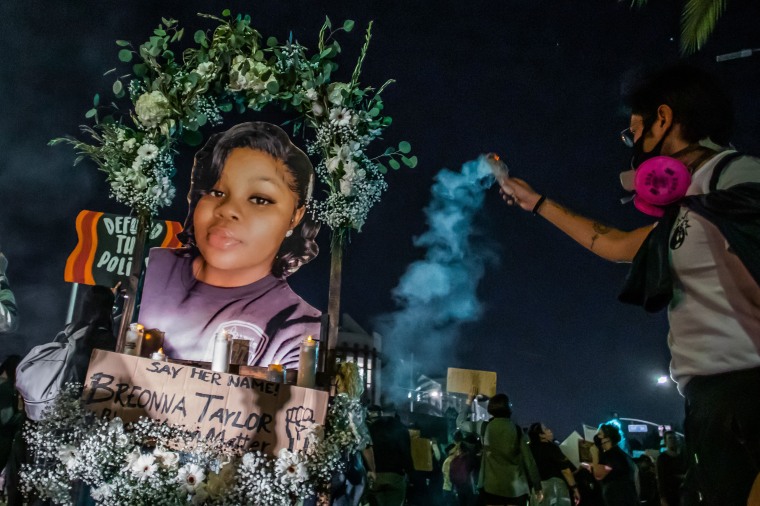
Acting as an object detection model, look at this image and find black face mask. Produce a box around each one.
[593,435,604,449]
[630,123,671,169]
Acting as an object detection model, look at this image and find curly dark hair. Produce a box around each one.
[599,423,623,445]
[177,122,320,278]
[624,64,734,146]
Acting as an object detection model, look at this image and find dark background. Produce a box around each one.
[1,0,758,439]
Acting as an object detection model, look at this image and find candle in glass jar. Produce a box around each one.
[297,335,319,388]
[267,363,285,383]
[211,330,232,373]
[150,348,167,361]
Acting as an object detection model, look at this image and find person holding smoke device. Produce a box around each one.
[497,64,760,505]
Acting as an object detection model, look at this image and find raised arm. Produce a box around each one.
[498,177,654,263]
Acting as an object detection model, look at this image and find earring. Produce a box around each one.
[285,230,293,238]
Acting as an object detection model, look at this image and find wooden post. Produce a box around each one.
[115,213,150,352]
[325,240,343,376]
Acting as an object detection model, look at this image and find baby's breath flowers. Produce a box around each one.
[22,384,366,505]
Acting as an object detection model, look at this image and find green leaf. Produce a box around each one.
[680,0,726,55]
[389,159,401,170]
[133,63,147,77]
[196,113,208,127]
[85,108,97,119]
[219,102,233,112]
[112,80,123,95]
[378,163,388,174]
[368,107,380,117]
[398,141,411,154]
[222,8,231,17]
[154,28,166,36]
[194,30,206,44]
[402,155,418,168]
[176,28,184,41]
[266,80,280,94]
[343,20,355,32]
[266,36,279,48]
[118,49,133,62]
[324,16,332,29]
[254,49,264,61]
[93,93,100,106]
[382,117,392,126]
[183,129,203,146]
[115,40,130,47]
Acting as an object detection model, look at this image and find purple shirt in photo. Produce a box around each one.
[137,248,321,368]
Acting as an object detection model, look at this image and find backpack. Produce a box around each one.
[15,324,92,421]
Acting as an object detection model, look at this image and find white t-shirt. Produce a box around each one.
[668,150,760,393]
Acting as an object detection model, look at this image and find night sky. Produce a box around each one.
[1,0,759,439]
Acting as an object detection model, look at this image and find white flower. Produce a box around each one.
[122,138,137,152]
[327,82,350,105]
[329,108,352,126]
[90,483,115,501]
[326,156,341,174]
[275,449,309,483]
[137,143,159,161]
[311,102,325,116]
[123,447,142,468]
[196,62,215,78]
[57,445,79,471]
[177,463,206,493]
[108,417,124,431]
[130,453,158,481]
[339,176,354,196]
[153,446,179,468]
[134,90,171,129]
[304,88,318,101]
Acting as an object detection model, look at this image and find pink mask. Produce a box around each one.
[619,156,691,217]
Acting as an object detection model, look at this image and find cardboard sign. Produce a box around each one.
[82,350,328,455]
[446,367,497,397]
[65,210,183,286]
[410,434,433,471]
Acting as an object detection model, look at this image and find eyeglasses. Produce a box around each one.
[620,127,635,148]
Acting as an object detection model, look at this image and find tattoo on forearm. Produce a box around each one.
[590,222,611,250]
[556,203,580,218]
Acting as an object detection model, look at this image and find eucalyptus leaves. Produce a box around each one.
[52,10,415,237]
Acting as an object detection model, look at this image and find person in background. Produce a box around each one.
[331,362,376,506]
[0,250,19,333]
[527,422,580,505]
[634,455,659,506]
[586,424,638,506]
[657,431,686,506]
[497,64,760,505]
[478,394,543,506]
[366,405,414,506]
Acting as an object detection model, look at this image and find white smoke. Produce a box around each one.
[375,156,498,404]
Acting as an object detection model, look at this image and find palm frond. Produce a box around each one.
[629,0,649,8]
[680,0,726,55]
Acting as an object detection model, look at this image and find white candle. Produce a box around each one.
[150,348,166,361]
[123,323,145,356]
[211,330,231,373]
[297,335,319,388]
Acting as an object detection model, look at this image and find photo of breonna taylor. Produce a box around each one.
[137,122,322,368]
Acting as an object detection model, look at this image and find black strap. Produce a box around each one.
[709,152,742,192]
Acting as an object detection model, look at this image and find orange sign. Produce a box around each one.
[65,210,182,286]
